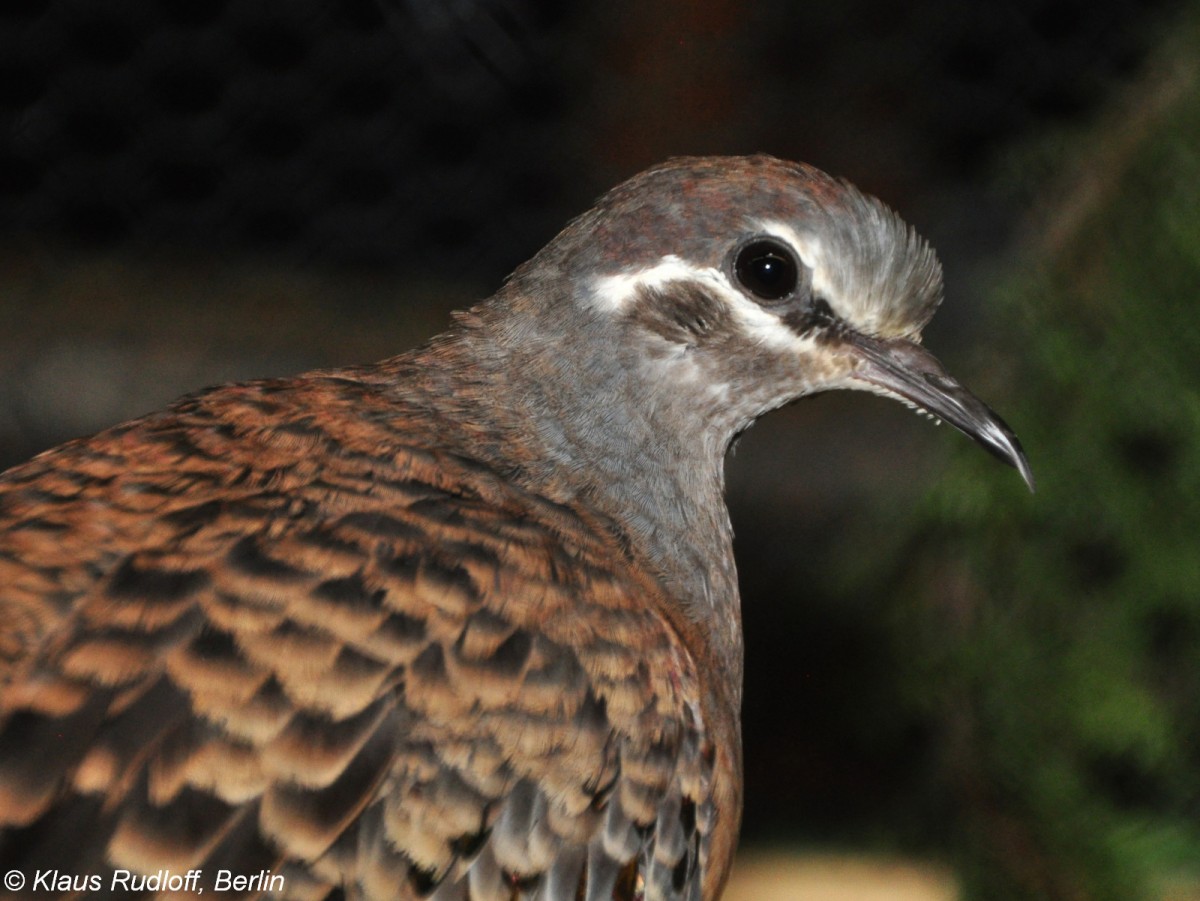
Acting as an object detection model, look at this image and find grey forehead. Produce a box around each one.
[790,183,944,337]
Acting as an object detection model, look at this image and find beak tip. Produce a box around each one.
[994,431,1034,493]
[1015,456,1036,494]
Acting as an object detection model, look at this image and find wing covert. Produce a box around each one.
[0,380,725,901]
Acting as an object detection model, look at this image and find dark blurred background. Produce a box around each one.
[3,1,1199,898]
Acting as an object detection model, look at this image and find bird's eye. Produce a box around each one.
[734,239,799,301]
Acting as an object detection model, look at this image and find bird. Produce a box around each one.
[0,154,1032,901]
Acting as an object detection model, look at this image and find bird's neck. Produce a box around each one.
[372,305,744,693]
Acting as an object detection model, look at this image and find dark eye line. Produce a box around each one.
[810,297,837,325]
[782,295,843,338]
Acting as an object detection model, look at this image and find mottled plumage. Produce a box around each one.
[0,155,1029,900]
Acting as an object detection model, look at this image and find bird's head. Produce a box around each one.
[494,154,1032,490]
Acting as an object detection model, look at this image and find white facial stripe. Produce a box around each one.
[723,284,814,352]
[588,255,810,353]
[588,255,724,311]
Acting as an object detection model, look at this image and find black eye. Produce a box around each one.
[734,239,799,301]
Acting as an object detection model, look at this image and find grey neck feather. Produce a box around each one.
[383,289,746,692]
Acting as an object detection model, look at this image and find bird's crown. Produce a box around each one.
[518,154,943,342]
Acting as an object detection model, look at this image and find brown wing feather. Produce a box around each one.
[0,373,726,900]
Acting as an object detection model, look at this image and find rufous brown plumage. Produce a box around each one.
[0,155,1030,900]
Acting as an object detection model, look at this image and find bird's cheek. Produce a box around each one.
[782,342,865,395]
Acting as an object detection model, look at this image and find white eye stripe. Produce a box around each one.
[588,255,731,311]
[587,254,812,352]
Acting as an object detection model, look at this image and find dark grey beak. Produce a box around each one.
[849,334,1035,492]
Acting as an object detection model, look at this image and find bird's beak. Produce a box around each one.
[846,333,1035,491]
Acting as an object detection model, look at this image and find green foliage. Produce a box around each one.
[847,8,1200,898]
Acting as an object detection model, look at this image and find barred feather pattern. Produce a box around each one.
[0,371,729,901]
